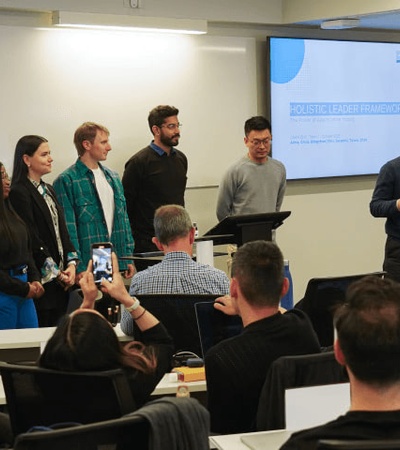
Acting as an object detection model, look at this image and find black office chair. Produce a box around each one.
[134,294,222,356]
[13,396,210,450]
[13,414,149,450]
[256,351,348,431]
[317,440,400,449]
[296,272,385,347]
[0,362,136,437]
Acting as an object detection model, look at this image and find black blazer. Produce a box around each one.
[9,178,76,272]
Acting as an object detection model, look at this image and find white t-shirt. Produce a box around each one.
[92,167,114,237]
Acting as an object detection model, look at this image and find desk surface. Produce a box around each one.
[0,371,206,406]
[152,372,206,396]
[0,324,131,349]
[209,429,292,450]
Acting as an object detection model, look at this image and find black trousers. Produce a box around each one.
[383,235,400,283]
[34,280,68,327]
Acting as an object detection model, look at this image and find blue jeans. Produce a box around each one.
[0,272,38,329]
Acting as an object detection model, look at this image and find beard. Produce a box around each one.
[160,133,180,148]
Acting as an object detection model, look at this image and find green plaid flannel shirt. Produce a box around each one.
[53,159,134,273]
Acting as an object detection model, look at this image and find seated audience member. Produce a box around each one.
[205,240,320,434]
[280,276,400,450]
[0,161,44,330]
[120,204,230,336]
[39,253,174,408]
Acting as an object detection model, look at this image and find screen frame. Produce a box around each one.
[266,34,400,181]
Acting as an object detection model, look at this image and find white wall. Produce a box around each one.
[0,25,257,189]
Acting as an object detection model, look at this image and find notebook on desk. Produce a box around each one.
[194,301,243,357]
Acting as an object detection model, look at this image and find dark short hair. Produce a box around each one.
[244,116,271,136]
[148,105,179,134]
[154,204,192,245]
[334,276,400,385]
[74,122,109,157]
[231,240,284,307]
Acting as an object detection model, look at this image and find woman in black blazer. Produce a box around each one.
[10,135,78,327]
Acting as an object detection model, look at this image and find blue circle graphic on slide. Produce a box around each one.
[270,38,305,84]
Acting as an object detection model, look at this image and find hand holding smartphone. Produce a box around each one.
[91,242,113,284]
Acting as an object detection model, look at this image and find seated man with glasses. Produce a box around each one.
[122,105,188,256]
[216,116,286,222]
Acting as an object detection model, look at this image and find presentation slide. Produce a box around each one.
[269,37,400,180]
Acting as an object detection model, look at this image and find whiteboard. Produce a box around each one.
[0,25,257,187]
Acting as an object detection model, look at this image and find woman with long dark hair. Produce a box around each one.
[39,253,174,407]
[0,161,44,329]
[10,135,78,326]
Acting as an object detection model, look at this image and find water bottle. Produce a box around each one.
[281,259,294,310]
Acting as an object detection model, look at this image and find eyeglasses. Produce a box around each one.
[160,123,182,130]
[1,172,10,181]
[250,138,272,147]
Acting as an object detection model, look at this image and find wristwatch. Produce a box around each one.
[125,297,140,312]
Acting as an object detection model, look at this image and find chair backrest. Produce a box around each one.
[256,351,348,431]
[0,362,136,436]
[296,272,385,346]
[13,414,149,450]
[14,396,210,450]
[194,301,243,357]
[318,440,400,450]
[134,294,221,356]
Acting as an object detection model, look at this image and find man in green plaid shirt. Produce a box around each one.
[53,122,135,282]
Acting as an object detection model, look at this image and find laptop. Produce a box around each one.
[194,301,243,358]
[134,294,220,357]
[285,383,350,431]
[240,430,293,450]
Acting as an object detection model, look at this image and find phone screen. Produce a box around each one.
[92,243,113,284]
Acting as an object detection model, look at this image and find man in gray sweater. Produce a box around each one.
[216,116,286,221]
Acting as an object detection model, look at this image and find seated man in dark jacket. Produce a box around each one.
[281,275,400,450]
[205,240,321,434]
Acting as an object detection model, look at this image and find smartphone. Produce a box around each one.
[91,242,113,284]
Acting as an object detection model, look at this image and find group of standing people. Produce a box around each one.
[0,105,287,331]
[0,105,191,330]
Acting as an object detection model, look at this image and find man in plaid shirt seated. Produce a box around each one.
[120,204,229,336]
